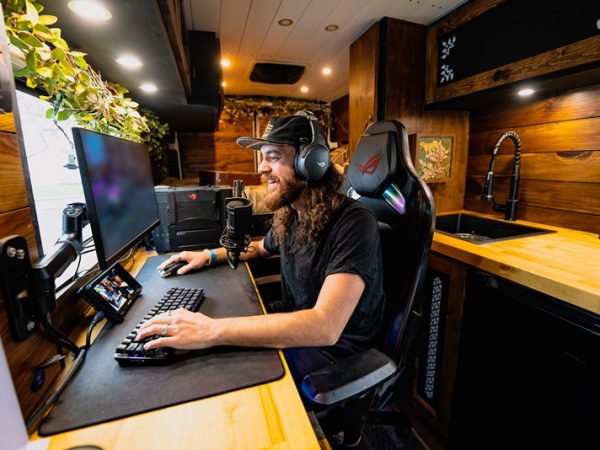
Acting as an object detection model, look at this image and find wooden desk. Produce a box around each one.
[33,251,320,450]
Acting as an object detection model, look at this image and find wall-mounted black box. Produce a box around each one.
[152,185,232,253]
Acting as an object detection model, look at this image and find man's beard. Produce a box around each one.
[264,175,305,210]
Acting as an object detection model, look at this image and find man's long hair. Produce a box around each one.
[270,166,349,246]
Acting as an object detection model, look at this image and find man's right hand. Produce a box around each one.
[156,250,209,276]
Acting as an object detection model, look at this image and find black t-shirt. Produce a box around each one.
[263,199,384,343]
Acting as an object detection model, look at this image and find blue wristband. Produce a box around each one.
[209,249,217,265]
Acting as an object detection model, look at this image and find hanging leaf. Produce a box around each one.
[39,15,57,25]
[26,77,37,89]
[25,1,39,25]
[51,47,65,60]
[3,0,149,144]
[33,23,54,40]
[18,31,43,47]
[36,66,52,77]
[57,109,72,121]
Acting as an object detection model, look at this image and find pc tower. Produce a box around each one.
[152,186,232,252]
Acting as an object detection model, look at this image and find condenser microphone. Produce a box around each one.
[219,197,253,269]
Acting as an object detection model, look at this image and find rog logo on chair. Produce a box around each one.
[356,152,383,175]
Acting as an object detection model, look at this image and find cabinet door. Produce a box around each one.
[426,0,600,104]
[413,252,467,442]
[448,269,600,447]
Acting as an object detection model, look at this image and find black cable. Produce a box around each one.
[26,311,106,431]
[86,311,105,349]
[54,251,84,292]
[25,346,86,431]
[41,316,80,356]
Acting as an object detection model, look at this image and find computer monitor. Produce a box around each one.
[73,128,160,269]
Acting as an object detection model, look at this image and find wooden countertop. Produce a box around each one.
[432,211,600,315]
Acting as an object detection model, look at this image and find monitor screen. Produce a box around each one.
[73,128,159,268]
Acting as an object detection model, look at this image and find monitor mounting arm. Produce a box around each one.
[0,203,89,342]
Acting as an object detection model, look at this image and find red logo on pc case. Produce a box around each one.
[187,193,198,200]
[356,152,383,175]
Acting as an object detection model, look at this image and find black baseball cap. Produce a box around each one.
[236,114,313,150]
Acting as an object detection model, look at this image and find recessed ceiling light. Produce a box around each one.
[140,83,158,93]
[278,18,293,26]
[116,55,143,69]
[300,86,309,93]
[518,88,535,96]
[322,67,332,76]
[68,1,112,22]
[221,59,231,68]
[222,81,227,87]
[324,24,339,32]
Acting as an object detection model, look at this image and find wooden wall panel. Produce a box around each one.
[467,83,600,234]
[331,94,349,145]
[349,22,379,156]
[179,113,257,180]
[0,132,29,213]
[419,110,470,213]
[470,117,600,154]
[466,177,600,215]
[382,19,424,135]
[471,83,600,130]
[0,112,16,133]
[0,207,54,422]
[468,151,600,182]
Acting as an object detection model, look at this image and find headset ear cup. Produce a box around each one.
[294,144,308,181]
[293,111,330,182]
[297,144,330,182]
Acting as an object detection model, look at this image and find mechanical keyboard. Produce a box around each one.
[114,287,205,366]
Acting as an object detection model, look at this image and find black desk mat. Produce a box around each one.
[39,256,284,436]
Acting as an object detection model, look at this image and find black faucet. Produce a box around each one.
[481,130,521,221]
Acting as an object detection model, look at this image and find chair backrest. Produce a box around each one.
[346,120,435,371]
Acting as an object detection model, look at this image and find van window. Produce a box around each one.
[16,90,97,289]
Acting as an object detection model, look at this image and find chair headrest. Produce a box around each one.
[347,129,398,197]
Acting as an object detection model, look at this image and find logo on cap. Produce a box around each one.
[187,193,198,200]
[262,123,273,139]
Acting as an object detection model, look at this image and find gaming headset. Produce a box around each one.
[293,110,331,182]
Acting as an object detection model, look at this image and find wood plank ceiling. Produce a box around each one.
[184,0,467,102]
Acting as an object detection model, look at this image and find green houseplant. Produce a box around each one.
[224,96,331,127]
[3,0,160,142]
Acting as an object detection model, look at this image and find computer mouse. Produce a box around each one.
[159,261,186,278]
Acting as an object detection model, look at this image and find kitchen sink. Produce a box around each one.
[435,213,555,244]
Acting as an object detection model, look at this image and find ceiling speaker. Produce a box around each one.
[250,63,305,84]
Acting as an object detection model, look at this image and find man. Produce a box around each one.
[137,111,383,387]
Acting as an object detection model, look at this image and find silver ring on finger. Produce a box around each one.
[161,324,168,336]
[167,310,172,317]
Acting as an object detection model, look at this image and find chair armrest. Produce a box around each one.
[253,274,281,286]
[301,348,396,406]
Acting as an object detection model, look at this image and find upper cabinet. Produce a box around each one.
[426,0,600,105]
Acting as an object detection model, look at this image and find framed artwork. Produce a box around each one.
[409,134,454,183]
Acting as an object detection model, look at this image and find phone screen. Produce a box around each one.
[92,266,136,312]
